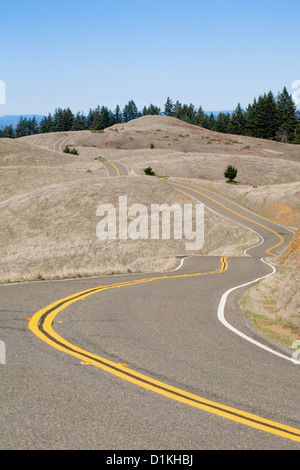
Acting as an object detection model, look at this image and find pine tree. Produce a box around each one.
[229,103,245,135]
[173,101,182,117]
[89,106,101,130]
[244,99,257,137]
[264,91,278,139]
[147,104,161,115]
[276,87,298,142]
[72,112,87,130]
[15,117,28,137]
[215,112,231,133]
[62,108,75,131]
[51,107,75,132]
[52,108,65,132]
[164,97,174,116]
[173,102,196,123]
[182,103,196,124]
[224,165,238,182]
[201,113,215,130]
[208,113,216,130]
[195,106,205,127]
[98,106,111,129]
[114,105,122,123]
[90,105,111,130]
[40,113,54,133]
[294,125,300,144]
[256,92,278,139]
[122,100,139,122]
[27,116,39,135]
[2,125,15,138]
[87,108,94,128]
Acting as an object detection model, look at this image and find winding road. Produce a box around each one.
[0,137,299,450]
[53,135,74,153]
[102,160,130,176]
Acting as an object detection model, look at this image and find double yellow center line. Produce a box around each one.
[28,257,300,442]
[168,182,285,257]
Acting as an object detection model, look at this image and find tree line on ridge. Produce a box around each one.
[0,87,299,144]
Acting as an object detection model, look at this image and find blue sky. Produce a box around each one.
[0,0,299,116]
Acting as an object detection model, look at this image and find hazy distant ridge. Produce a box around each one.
[0,115,44,129]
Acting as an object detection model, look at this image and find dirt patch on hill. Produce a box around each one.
[264,202,300,228]
[279,227,300,266]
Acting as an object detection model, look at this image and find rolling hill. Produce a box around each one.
[1,114,299,346]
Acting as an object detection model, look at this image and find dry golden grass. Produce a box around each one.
[2,115,300,349]
[240,228,300,347]
[0,137,107,203]
[0,175,258,283]
[17,131,77,151]
[182,178,300,229]
[64,115,300,163]
[2,115,299,284]
[41,115,299,226]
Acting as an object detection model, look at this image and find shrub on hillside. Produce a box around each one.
[63,145,79,155]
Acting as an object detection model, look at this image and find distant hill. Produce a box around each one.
[204,110,234,117]
[0,115,45,129]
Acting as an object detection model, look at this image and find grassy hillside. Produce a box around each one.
[0,124,260,283]
[2,114,299,348]
[18,115,300,227]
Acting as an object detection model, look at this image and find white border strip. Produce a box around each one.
[102,162,111,177]
[2,179,297,365]
[217,258,298,364]
[172,183,297,364]
[115,161,130,176]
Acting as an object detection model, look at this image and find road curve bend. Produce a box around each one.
[1,136,297,450]
[25,156,300,446]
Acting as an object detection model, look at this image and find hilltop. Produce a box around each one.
[22,114,300,160]
[1,117,266,283]
[19,115,300,227]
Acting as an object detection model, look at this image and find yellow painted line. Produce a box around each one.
[168,182,284,257]
[29,258,227,355]
[58,137,72,153]
[106,162,120,176]
[28,257,300,442]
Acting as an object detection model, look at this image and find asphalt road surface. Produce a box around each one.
[53,135,74,153]
[0,149,299,451]
[102,160,130,176]
[54,135,129,176]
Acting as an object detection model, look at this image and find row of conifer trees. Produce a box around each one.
[1,87,299,143]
